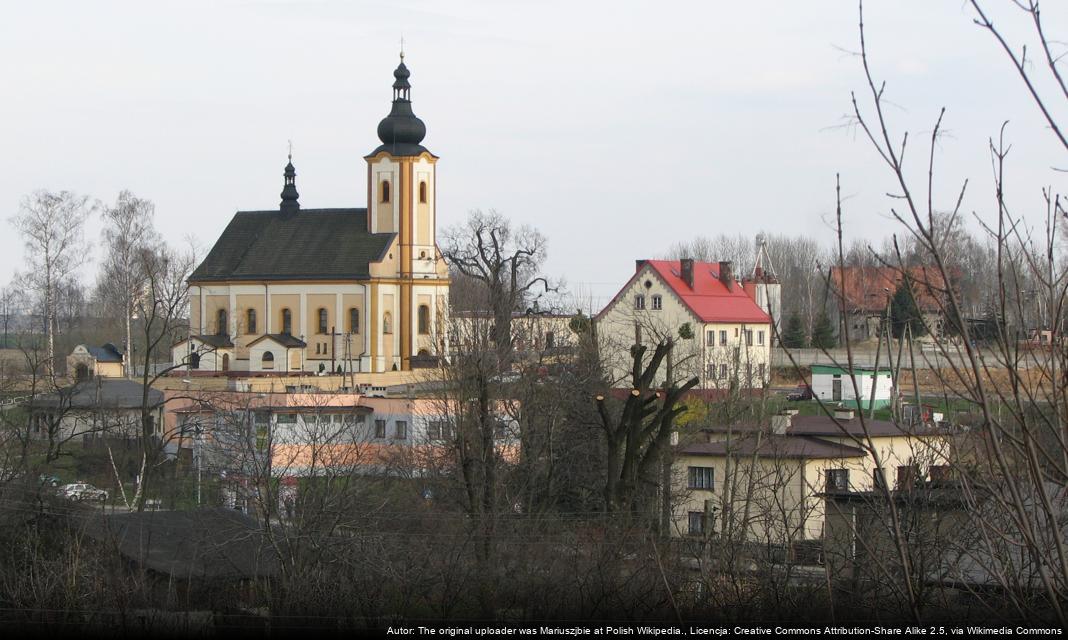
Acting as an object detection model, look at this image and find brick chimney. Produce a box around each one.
[718,261,733,291]
[680,258,695,289]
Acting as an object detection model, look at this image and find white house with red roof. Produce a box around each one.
[595,259,773,390]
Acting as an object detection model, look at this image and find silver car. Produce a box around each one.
[58,483,108,501]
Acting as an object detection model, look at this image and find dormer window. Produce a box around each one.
[381,180,391,203]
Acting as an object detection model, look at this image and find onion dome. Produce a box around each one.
[371,54,430,156]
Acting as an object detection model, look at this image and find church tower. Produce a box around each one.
[366,54,446,371]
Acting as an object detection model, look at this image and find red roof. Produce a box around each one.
[599,259,771,324]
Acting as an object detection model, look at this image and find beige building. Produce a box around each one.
[67,343,125,381]
[672,410,952,549]
[173,56,448,376]
[595,259,772,390]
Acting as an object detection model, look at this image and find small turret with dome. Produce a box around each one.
[371,52,432,157]
[279,152,300,215]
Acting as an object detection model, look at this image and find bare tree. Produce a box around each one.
[596,339,699,515]
[96,191,160,376]
[442,210,556,361]
[10,190,95,377]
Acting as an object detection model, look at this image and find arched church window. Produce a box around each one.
[419,181,427,204]
[246,309,257,334]
[381,180,391,203]
[216,309,228,336]
[262,351,274,370]
[383,312,393,335]
[190,353,201,370]
[349,308,360,334]
[318,308,328,334]
[281,308,292,335]
[418,305,430,335]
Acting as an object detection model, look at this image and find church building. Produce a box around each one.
[173,56,449,375]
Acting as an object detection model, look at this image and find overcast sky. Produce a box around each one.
[2,0,1065,310]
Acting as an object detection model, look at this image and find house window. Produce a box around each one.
[281,308,292,335]
[826,469,849,491]
[419,181,428,204]
[428,420,453,440]
[381,180,391,203]
[418,305,430,335]
[374,419,387,439]
[216,309,228,336]
[706,330,714,346]
[246,309,257,334]
[383,312,393,334]
[349,308,360,334]
[546,331,555,348]
[318,308,328,334]
[707,364,717,380]
[634,294,646,310]
[261,351,274,370]
[651,295,662,310]
[719,330,727,346]
[276,413,297,424]
[395,420,408,439]
[719,364,727,379]
[758,363,766,380]
[688,466,714,490]
[758,330,765,345]
[745,329,753,346]
[688,512,706,536]
[897,465,919,490]
[874,468,887,490]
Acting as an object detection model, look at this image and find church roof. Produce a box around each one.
[189,209,394,282]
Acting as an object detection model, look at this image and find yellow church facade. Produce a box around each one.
[173,57,449,375]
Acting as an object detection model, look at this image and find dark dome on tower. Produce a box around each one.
[370,55,432,157]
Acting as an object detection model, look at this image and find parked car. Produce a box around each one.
[786,384,814,401]
[58,483,108,501]
[38,474,60,487]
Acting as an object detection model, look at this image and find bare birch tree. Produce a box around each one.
[10,190,95,377]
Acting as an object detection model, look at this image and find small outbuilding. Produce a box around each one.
[810,364,893,410]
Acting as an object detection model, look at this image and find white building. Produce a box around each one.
[810,364,893,410]
[595,259,773,390]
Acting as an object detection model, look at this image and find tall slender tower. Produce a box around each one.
[366,54,445,371]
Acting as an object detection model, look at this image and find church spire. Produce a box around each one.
[280,148,300,214]
[373,53,428,156]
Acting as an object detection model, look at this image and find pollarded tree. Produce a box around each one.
[595,339,699,516]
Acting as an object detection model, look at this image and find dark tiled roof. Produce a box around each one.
[189,209,394,282]
[193,334,234,349]
[788,415,946,438]
[87,343,123,362]
[33,379,164,410]
[84,508,278,580]
[682,435,866,459]
[248,333,307,348]
[701,415,949,439]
